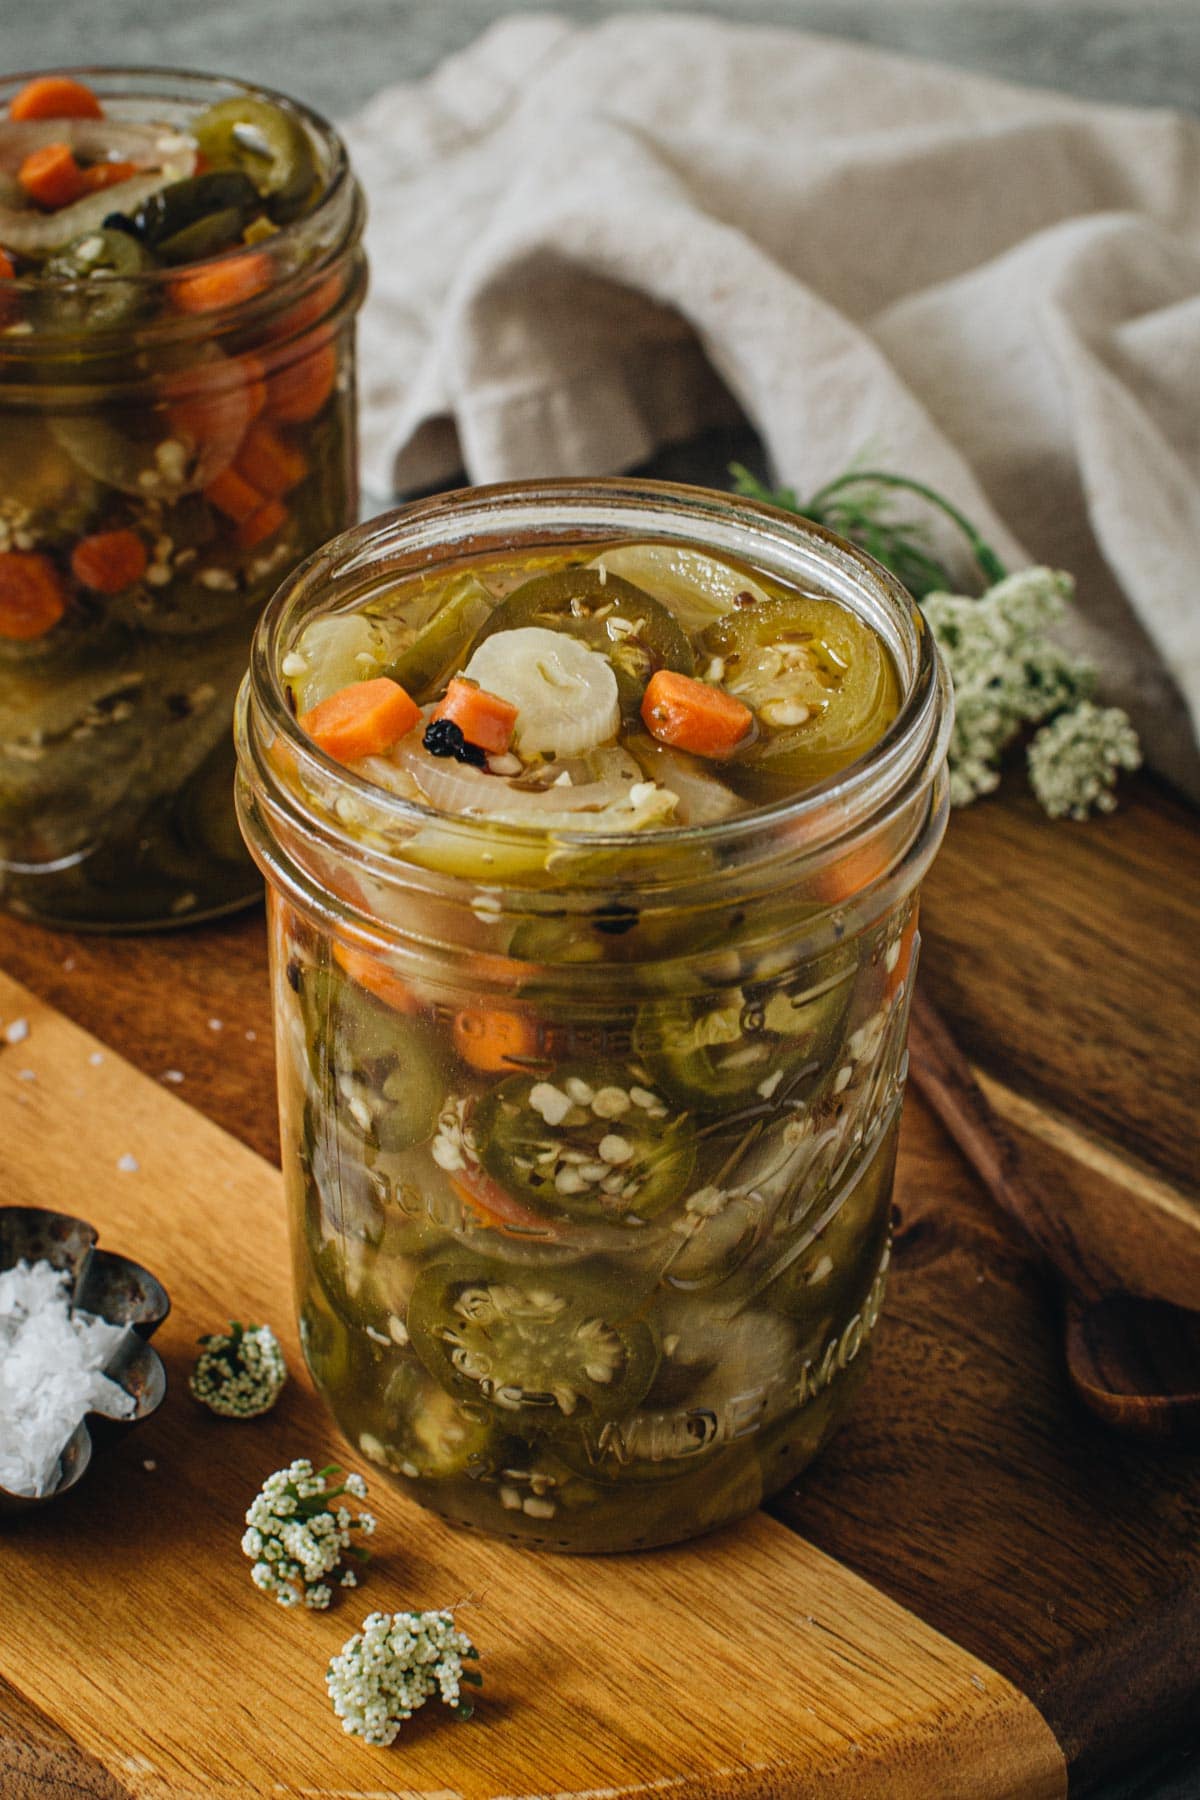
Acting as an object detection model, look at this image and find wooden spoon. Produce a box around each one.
[905,986,1200,1444]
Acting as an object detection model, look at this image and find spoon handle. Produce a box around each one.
[906,985,1106,1303]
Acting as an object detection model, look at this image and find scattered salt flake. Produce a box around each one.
[61,957,76,973]
[0,1259,134,1497]
[4,1018,29,1045]
[89,1052,104,1067]
[143,1459,157,1472]
[117,1154,139,1174]
[208,1018,223,1032]
[244,1029,257,1042]
[17,1070,35,1083]
[162,1069,185,1085]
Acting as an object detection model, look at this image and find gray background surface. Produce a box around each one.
[2,4,1197,1794]
[2,0,1199,118]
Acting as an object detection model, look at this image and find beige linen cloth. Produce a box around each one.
[343,13,1200,797]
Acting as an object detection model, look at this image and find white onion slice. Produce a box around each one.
[0,121,196,256]
[462,627,619,757]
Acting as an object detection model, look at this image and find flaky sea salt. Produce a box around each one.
[0,1260,135,1497]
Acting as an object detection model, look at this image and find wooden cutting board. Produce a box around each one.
[0,970,1066,1800]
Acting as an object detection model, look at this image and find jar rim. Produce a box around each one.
[239,477,953,908]
[0,64,360,328]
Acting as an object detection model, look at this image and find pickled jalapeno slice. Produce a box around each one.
[380,574,497,702]
[474,1062,696,1224]
[118,171,262,255]
[637,962,856,1111]
[475,568,695,716]
[308,968,444,1154]
[41,227,152,330]
[407,1254,659,1424]
[702,595,900,793]
[192,97,316,215]
[363,1359,498,1482]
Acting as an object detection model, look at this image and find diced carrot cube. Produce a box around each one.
[236,498,288,550]
[641,669,753,758]
[433,677,518,754]
[299,677,421,763]
[9,77,104,122]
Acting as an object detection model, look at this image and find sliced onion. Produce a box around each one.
[589,542,771,633]
[626,735,740,826]
[0,122,195,257]
[383,736,676,832]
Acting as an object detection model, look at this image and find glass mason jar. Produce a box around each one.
[0,68,365,929]
[236,479,952,1552]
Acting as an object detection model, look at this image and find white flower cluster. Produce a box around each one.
[242,1459,375,1609]
[1027,700,1142,819]
[326,1608,481,1746]
[923,567,1101,808]
[190,1321,288,1419]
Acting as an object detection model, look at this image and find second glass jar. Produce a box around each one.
[0,67,365,928]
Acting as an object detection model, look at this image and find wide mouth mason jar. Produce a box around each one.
[236,479,952,1552]
[0,67,365,928]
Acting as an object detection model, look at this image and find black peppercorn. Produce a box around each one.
[423,717,487,767]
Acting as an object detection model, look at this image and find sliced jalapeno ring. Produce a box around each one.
[380,573,497,701]
[363,1358,499,1482]
[407,1253,660,1426]
[156,206,247,266]
[635,963,856,1111]
[474,1061,695,1225]
[41,228,152,330]
[701,595,900,795]
[473,568,695,716]
[304,967,444,1153]
[123,172,262,250]
[192,98,316,215]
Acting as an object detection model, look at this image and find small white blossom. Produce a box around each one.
[243,1459,374,1609]
[190,1322,287,1419]
[1027,701,1142,820]
[922,567,1111,808]
[326,1609,482,1746]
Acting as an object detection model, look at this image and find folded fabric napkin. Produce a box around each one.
[343,12,1200,797]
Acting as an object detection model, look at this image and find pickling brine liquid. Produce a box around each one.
[238,487,950,1550]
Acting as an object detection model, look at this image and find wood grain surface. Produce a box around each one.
[0,972,1067,1800]
[1,770,1197,1795]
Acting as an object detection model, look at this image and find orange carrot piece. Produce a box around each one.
[162,354,262,456]
[78,159,139,193]
[169,250,273,316]
[70,529,147,595]
[806,834,892,906]
[19,142,85,209]
[452,1005,538,1074]
[0,551,67,640]
[641,669,753,758]
[234,419,308,497]
[333,942,421,1016]
[239,353,269,421]
[235,497,287,550]
[265,338,336,423]
[299,677,421,763]
[264,273,343,343]
[0,248,14,326]
[450,1168,558,1238]
[433,677,518,755]
[9,76,103,122]
[204,467,264,525]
